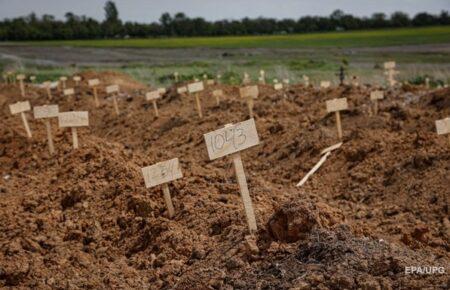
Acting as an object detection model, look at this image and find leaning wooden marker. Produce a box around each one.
[58,111,89,149]
[212,89,223,106]
[141,158,183,218]
[326,97,348,140]
[106,84,120,115]
[9,101,32,138]
[435,117,450,141]
[59,76,67,91]
[370,90,384,115]
[188,81,205,118]
[239,85,259,118]
[43,81,53,99]
[88,79,101,107]
[33,105,59,154]
[146,90,161,117]
[17,74,26,97]
[73,76,81,87]
[204,119,260,233]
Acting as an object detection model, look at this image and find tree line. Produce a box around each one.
[0,1,449,41]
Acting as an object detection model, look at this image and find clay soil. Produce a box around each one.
[0,72,449,289]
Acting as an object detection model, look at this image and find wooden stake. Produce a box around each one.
[152,100,159,117]
[247,97,254,118]
[19,79,25,97]
[71,127,78,149]
[20,112,32,138]
[93,87,99,107]
[215,94,220,106]
[335,111,343,140]
[373,100,379,115]
[195,93,203,118]
[231,152,257,233]
[162,183,175,218]
[45,119,55,154]
[112,94,120,115]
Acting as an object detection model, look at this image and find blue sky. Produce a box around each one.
[0,0,449,21]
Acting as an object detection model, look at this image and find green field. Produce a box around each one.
[3,26,450,49]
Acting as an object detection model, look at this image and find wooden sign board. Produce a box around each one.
[384,61,396,70]
[30,76,36,81]
[188,81,204,93]
[146,91,161,101]
[274,83,283,90]
[58,111,89,128]
[207,79,215,85]
[16,74,25,80]
[326,98,348,112]
[73,76,81,81]
[88,79,100,87]
[239,85,259,99]
[157,88,167,94]
[303,75,309,81]
[106,84,119,94]
[9,101,31,114]
[43,81,52,88]
[60,76,67,81]
[212,89,223,97]
[204,118,260,160]
[63,88,75,96]
[177,86,187,94]
[141,158,183,188]
[320,81,331,88]
[370,91,384,101]
[283,79,290,85]
[33,105,59,119]
[435,118,450,135]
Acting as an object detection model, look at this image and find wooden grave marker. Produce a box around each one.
[326,97,348,140]
[33,105,59,154]
[9,101,32,138]
[303,75,310,86]
[188,81,205,118]
[106,84,120,115]
[29,76,36,83]
[435,117,450,141]
[43,81,53,99]
[63,88,75,99]
[141,158,183,218]
[207,79,215,86]
[17,74,26,97]
[320,81,331,89]
[146,90,161,117]
[204,119,260,233]
[370,90,384,115]
[212,89,223,106]
[59,76,67,91]
[274,83,283,91]
[259,70,266,84]
[158,87,167,95]
[88,79,101,107]
[58,111,89,149]
[174,72,179,82]
[177,86,187,95]
[239,85,259,118]
[73,76,81,86]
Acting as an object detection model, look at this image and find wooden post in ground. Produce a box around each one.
[146,90,161,117]
[370,90,384,115]
[58,111,89,149]
[43,81,53,100]
[60,76,67,91]
[17,74,26,97]
[33,105,59,154]
[326,97,348,141]
[106,84,120,115]
[204,119,260,234]
[88,79,101,107]
[187,81,205,118]
[9,101,32,138]
[212,89,223,106]
[141,158,183,218]
[239,85,259,119]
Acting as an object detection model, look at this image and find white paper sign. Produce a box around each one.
[106,84,119,94]
[146,91,161,101]
[370,91,384,101]
[320,81,331,88]
[63,88,75,96]
[326,98,348,112]
[88,79,100,87]
[239,85,259,99]
[33,105,59,119]
[58,111,89,128]
[435,118,450,135]
[177,86,187,94]
[188,81,204,93]
[204,118,260,160]
[141,158,183,188]
[212,89,223,97]
[10,101,31,114]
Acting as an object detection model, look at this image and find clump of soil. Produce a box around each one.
[0,75,448,288]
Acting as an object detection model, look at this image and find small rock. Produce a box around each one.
[244,235,259,255]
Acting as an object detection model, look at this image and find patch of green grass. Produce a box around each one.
[2,26,450,49]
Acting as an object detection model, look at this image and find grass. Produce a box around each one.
[2,26,450,49]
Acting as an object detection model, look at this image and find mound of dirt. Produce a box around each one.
[0,73,448,288]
